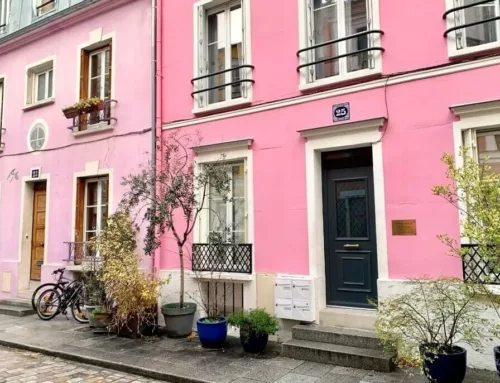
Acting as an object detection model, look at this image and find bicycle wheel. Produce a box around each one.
[35,288,62,321]
[71,292,89,324]
[31,283,63,312]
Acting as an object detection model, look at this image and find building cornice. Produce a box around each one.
[298,117,386,139]
[450,99,500,118]
[0,0,135,55]
[191,138,254,154]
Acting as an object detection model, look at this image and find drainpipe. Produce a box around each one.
[150,0,157,274]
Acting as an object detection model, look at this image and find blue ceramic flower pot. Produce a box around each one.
[197,317,228,348]
[422,346,466,383]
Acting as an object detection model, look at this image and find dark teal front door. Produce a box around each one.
[322,148,378,308]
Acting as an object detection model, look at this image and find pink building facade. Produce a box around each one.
[158,0,500,369]
[0,0,152,299]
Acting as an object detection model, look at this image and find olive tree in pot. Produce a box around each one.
[374,278,495,383]
[433,148,500,375]
[121,131,232,338]
[228,308,279,353]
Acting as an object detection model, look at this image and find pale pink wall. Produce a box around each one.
[162,0,462,125]
[0,0,152,295]
[160,63,500,279]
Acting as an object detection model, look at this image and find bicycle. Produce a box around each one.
[31,268,67,313]
[34,269,88,324]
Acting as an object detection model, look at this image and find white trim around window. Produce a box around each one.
[298,0,383,92]
[192,0,253,114]
[33,0,56,17]
[24,56,55,109]
[0,0,10,33]
[445,0,500,59]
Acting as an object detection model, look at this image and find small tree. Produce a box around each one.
[432,148,500,271]
[121,131,232,308]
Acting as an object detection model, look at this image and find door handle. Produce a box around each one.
[344,244,359,248]
[40,242,45,247]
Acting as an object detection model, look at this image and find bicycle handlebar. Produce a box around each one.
[52,268,65,275]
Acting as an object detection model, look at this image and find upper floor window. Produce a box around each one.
[34,0,55,16]
[0,0,9,31]
[26,59,54,107]
[192,0,253,113]
[444,0,500,57]
[298,0,383,90]
[0,80,4,150]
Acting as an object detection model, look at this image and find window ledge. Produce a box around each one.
[23,98,55,111]
[72,124,113,138]
[448,41,500,60]
[65,265,83,272]
[187,271,254,282]
[192,98,252,115]
[299,68,382,93]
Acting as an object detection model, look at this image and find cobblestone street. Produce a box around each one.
[0,346,167,383]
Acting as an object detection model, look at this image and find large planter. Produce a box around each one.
[197,317,227,348]
[162,302,196,338]
[421,345,467,383]
[494,346,500,377]
[85,305,100,328]
[240,331,269,354]
[116,308,158,339]
[93,311,112,334]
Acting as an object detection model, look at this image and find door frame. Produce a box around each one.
[300,117,388,314]
[18,174,50,291]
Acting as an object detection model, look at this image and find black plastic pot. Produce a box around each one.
[494,346,500,377]
[240,331,269,353]
[421,345,467,383]
[162,302,196,338]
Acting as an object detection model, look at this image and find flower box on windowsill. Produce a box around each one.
[63,107,80,119]
[62,98,105,119]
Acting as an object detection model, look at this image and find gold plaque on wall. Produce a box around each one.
[392,220,417,236]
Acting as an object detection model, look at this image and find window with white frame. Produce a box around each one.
[83,177,109,243]
[445,0,500,56]
[193,0,252,110]
[26,60,54,106]
[299,0,382,87]
[34,0,55,16]
[208,162,246,243]
[463,129,500,174]
[0,80,4,148]
[88,47,111,100]
[0,0,9,31]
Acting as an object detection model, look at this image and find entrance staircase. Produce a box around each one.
[282,324,395,372]
[0,298,34,317]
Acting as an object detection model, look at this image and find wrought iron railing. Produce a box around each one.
[192,243,252,274]
[296,30,385,72]
[443,0,500,37]
[66,99,117,131]
[462,244,500,284]
[191,65,255,98]
[63,242,92,266]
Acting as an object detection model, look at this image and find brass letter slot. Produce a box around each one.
[343,244,360,248]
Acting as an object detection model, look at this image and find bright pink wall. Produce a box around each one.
[162,0,461,125]
[0,0,152,294]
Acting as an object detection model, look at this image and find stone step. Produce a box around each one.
[0,304,35,317]
[292,324,383,351]
[282,339,395,372]
[17,290,35,300]
[0,298,32,308]
[319,307,377,330]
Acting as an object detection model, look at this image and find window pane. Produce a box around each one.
[100,179,108,204]
[345,0,369,73]
[90,78,101,98]
[91,53,102,77]
[86,182,98,206]
[230,5,243,99]
[105,49,110,74]
[463,1,498,48]
[209,198,227,235]
[100,206,108,231]
[86,207,98,231]
[314,0,339,80]
[232,164,244,198]
[477,132,500,174]
[335,179,368,238]
[37,73,46,101]
[208,12,226,104]
[104,75,110,99]
[48,70,53,98]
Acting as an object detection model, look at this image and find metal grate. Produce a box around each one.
[206,281,244,317]
[462,244,500,284]
[192,243,252,274]
[63,242,92,266]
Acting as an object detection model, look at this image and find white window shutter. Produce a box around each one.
[197,5,206,76]
[463,128,478,163]
[32,0,38,15]
[241,0,246,64]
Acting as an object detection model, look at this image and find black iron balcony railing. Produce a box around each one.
[192,243,252,274]
[443,0,500,37]
[66,99,117,131]
[296,30,385,72]
[191,65,255,97]
[462,244,500,284]
[63,242,92,266]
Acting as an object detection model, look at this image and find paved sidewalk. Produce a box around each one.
[0,314,496,383]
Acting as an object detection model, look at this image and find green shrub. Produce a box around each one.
[228,308,279,338]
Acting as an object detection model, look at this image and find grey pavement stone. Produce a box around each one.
[318,373,361,383]
[230,357,269,370]
[362,371,407,383]
[331,366,369,378]
[264,357,304,370]
[291,362,334,378]
[243,366,290,382]
[275,372,319,383]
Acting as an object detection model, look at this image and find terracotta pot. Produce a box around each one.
[63,107,80,119]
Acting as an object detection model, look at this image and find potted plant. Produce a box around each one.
[374,278,495,383]
[228,308,279,353]
[81,255,106,328]
[433,148,500,374]
[91,307,112,333]
[62,97,103,119]
[121,131,232,338]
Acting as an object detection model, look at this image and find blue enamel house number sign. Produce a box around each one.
[333,103,350,122]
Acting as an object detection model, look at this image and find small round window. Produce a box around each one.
[29,123,47,151]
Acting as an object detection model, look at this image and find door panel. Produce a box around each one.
[31,185,46,281]
[323,166,377,308]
